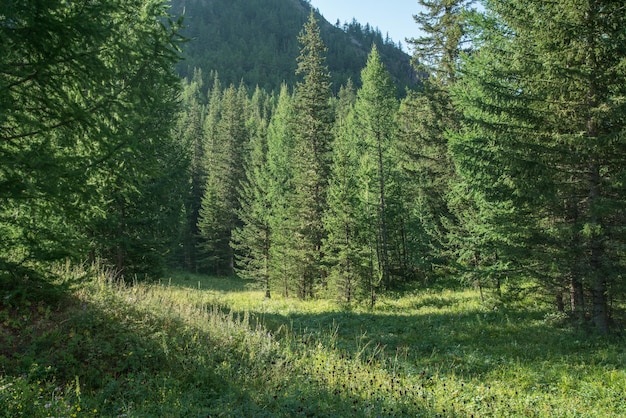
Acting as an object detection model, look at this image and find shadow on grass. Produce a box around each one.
[164,271,260,293]
[1,278,442,417]
[244,305,624,380]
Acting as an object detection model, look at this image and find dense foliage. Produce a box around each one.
[0,0,184,281]
[3,0,625,338]
[2,0,626,415]
[179,0,626,335]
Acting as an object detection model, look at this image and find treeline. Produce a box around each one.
[179,3,626,334]
[177,14,428,302]
[3,0,625,335]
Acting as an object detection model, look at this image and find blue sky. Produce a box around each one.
[309,0,424,50]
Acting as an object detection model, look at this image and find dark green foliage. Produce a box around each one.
[266,85,299,297]
[289,12,335,298]
[450,0,626,332]
[397,89,455,278]
[410,0,474,83]
[198,84,250,275]
[0,0,184,280]
[232,88,273,297]
[173,70,207,272]
[169,0,417,94]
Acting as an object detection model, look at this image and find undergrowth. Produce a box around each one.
[1,267,625,417]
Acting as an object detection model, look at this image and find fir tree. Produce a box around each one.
[289,11,335,298]
[451,0,626,333]
[353,45,399,289]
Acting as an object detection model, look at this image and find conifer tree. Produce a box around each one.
[232,89,272,297]
[198,84,249,275]
[399,0,473,282]
[410,0,473,83]
[174,69,206,271]
[0,0,183,280]
[451,0,626,333]
[289,11,335,298]
[266,85,299,297]
[353,45,399,289]
[323,81,365,303]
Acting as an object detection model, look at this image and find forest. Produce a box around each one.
[1,0,626,415]
[173,0,626,334]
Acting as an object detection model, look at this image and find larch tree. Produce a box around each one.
[0,0,184,281]
[323,81,366,303]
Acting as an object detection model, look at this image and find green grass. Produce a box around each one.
[1,268,625,417]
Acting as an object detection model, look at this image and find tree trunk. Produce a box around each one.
[377,134,390,287]
[569,273,585,320]
[555,290,565,313]
[589,164,609,333]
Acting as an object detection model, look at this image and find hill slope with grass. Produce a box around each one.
[1,270,625,416]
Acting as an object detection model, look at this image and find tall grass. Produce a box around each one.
[1,267,624,416]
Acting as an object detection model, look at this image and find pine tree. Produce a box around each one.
[289,11,335,298]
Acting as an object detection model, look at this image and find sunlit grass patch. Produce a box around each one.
[2,270,625,417]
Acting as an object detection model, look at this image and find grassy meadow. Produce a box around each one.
[1,268,625,417]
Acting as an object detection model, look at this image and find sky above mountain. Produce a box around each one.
[309,0,423,50]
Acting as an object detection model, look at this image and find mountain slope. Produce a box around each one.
[170,0,417,93]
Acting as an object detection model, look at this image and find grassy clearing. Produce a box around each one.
[1,269,625,417]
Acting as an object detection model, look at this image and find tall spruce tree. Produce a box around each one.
[266,85,299,297]
[450,0,626,333]
[289,11,335,298]
[353,45,399,290]
[198,84,249,275]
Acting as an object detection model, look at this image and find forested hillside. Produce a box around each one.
[176,0,626,334]
[169,0,417,92]
[2,0,626,414]
[2,0,625,341]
